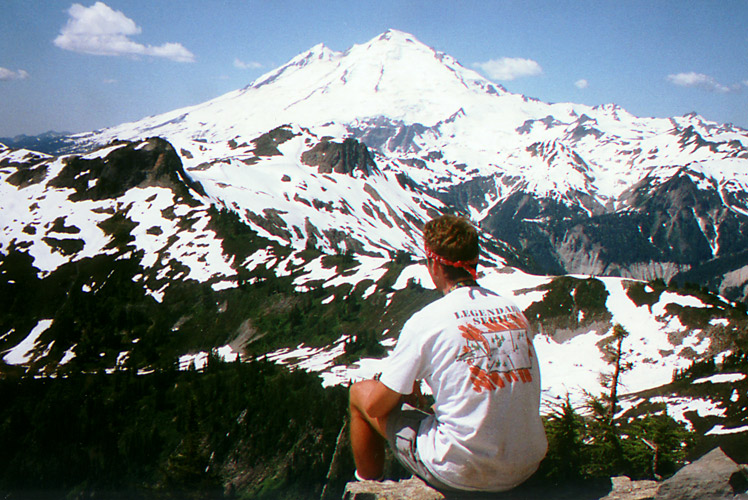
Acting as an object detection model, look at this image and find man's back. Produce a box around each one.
[379,285,547,492]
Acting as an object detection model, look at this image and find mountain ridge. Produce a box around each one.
[33,31,748,207]
[2,137,747,498]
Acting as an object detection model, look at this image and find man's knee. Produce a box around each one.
[349,380,390,437]
[349,379,375,411]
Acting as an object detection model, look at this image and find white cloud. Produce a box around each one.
[575,79,589,89]
[474,57,542,81]
[666,72,732,93]
[234,58,262,70]
[0,67,30,81]
[54,2,195,63]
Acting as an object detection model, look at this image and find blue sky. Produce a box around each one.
[1,0,747,137]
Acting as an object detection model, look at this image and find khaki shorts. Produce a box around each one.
[385,403,458,493]
[385,404,540,499]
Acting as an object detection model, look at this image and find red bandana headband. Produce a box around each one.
[424,245,479,280]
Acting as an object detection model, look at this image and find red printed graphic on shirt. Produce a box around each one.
[456,311,535,393]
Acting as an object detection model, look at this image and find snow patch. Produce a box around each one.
[178,344,241,370]
[705,424,748,435]
[693,373,746,384]
[3,319,53,365]
[649,396,725,430]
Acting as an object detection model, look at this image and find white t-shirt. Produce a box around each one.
[379,285,548,492]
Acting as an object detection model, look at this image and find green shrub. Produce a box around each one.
[537,394,695,483]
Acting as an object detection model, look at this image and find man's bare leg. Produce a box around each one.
[349,380,390,480]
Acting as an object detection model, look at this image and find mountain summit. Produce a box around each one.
[248,29,506,126]
[80,30,507,145]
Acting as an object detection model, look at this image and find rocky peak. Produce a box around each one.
[49,137,204,201]
[301,137,376,176]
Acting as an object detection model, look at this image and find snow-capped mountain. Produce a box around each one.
[1,30,747,469]
[56,29,748,301]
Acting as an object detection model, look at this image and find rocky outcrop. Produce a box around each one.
[249,125,298,157]
[301,138,376,175]
[343,477,443,500]
[341,449,748,500]
[342,476,621,500]
[600,476,659,500]
[654,447,748,500]
[49,137,205,201]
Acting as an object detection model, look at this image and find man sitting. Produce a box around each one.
[349,215,547,493]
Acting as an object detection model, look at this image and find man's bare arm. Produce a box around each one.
[362,379,403,419]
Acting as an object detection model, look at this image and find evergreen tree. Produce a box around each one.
[538,395,586,481]
[600,323,632,423]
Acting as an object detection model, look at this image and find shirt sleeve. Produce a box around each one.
[377,316,427,395]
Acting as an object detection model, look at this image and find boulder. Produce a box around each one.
[343,476,444,500]
[654,447,748,500]
[600,476,659,500]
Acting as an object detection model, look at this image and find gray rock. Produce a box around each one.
[654,447,748,500]
[600,476,659,500]
[343,476,444,500]
[342,476,614,500]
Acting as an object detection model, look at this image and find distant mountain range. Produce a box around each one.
[1,29,747,494]
[0,131,75,155]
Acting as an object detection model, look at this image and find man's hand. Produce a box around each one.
[402,380,432,413]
